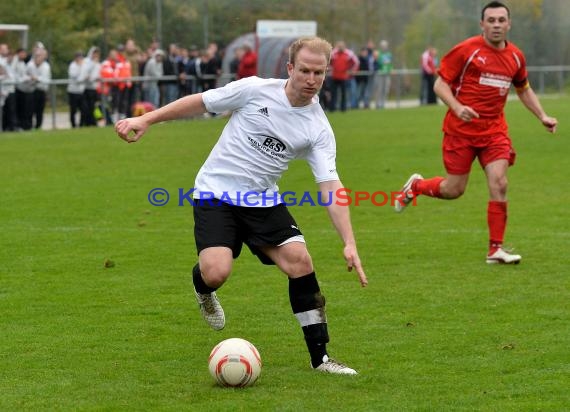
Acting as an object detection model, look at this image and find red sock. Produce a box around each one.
[412,177,445,198]
[488,201,507,254]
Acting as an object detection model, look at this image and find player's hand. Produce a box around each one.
[454,105,479,122]
[540,115,558,133]
[344,245,368,287]
[115,117,148,143]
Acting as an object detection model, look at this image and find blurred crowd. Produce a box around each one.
[0,38,261,131]
[0,42,51,131]
[321,39,394,112]
[0,37,438,132]
[321,39,437,112]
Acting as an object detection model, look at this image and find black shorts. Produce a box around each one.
[193,200,304,265]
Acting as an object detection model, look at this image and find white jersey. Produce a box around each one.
[197,76,338,207]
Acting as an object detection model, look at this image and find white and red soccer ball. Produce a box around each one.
[208,338,262,387]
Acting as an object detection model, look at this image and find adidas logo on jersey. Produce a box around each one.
[257,107,269,117]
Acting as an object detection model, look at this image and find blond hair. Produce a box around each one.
[288,37,332,66]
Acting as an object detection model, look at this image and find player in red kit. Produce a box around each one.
[394,1,558,264]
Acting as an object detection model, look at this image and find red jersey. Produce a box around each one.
[330,48,358,81]
[237,50,257,79]
[438,35,529,138]
[98,59,116,95]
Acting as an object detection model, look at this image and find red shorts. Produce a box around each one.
[442,133,516,175]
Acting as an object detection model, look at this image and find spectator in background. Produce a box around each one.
[236,43,257,79]
[81,46,101,127]
[374,40,393,109]
[14,48,33,130]
[194,49,211,93]
[67,51,86,128]
[348,59,359,109]
[229,46,243,80]
[28,47,51,129]
[99,49,119,125]
[161,43,179,106]
[365,40,378,108]
[329,41,358,112]
[201,43,221,91]
[115,44,133,119]
[137,50,149,92]
[143,49,164,108]
[206,42,222,85]
[180,45,200,96]
[177,47,191,97]
[0,59,8,130]
[188,46,201,93]
[0,43,19,131]
[355,45,373,109]
[420,46,438,105]
[124,39,141,108]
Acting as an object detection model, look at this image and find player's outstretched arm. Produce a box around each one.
[115,93,208,143]
[318,180,368,287]
[516,86,558,133]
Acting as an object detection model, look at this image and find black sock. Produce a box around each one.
[289,273,329,368]
[192,263,217,294]
[304,326,329,367]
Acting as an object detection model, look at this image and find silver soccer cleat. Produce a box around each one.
[194,288,226,330]
[313,355,358,375]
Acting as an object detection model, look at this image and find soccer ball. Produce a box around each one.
[208,338,262,387]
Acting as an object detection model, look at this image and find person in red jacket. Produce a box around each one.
[115,44,133,119]
[98,49,118,125]
[329,41,358,112]
[420,46,438,105]
[236,43,257,80]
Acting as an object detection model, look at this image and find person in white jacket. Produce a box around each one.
[67,51,86,128]
[13,48,34,130]
[28,47,51,129]
[80,46,102,127]
[0,43,19,131]
[142,49,164,108]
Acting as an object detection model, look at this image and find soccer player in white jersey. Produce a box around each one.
[115,37,368,375]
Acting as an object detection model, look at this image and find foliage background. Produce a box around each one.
[1,0,569,78]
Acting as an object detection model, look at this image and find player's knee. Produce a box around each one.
[451,187,466,199]
[497,177,508,195]
[443,185,465,199]
[297,252,314,275]
[200,264,231,288]
[284,251,314,277]
[489,176,508,198]
[441,179,467,199]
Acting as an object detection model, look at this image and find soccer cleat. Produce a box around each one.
[194,288,225,330]
[486,247,522,264]
[394,173,423,213]
[313,355,358,375]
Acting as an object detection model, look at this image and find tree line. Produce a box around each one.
[1,0,568,78]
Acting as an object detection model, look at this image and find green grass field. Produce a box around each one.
[1,98,568,411]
